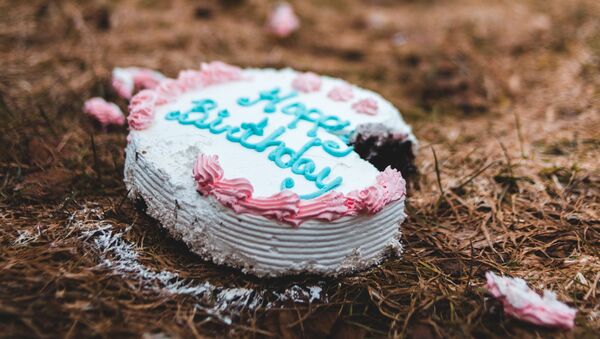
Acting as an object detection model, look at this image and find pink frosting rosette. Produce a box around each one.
[112,67,166,99]
[327,85,354,102]
[352,98,379,115]
[198,61,244,87]
[192,154,302,224]
[292,72,322,93]
[127,90,157,130]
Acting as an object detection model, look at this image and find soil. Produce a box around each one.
[1,0,599,337]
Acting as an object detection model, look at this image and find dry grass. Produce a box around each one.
[1,0,599,337]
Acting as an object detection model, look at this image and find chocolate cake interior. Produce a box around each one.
[349,124,417,178]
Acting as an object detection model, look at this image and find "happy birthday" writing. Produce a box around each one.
[165,87,354,199]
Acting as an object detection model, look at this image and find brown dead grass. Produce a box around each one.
[1,0,599,337]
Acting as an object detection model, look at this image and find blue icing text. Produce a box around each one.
[166,89,355,199]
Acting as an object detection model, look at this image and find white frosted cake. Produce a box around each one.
[124,62,417,276]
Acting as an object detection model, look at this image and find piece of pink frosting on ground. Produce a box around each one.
[485,272,576,329]
[267,3,300,38]
[83,97,125,127]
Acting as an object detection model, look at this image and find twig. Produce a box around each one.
[453,161,497,191]
[513,110,526,158]
[497,139,514,178]
[115,188,133,213]
[37,105,59,140]
[431,146,444,196]
[90,134,100,181]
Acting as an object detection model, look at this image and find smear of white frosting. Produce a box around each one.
[68,205,327,325]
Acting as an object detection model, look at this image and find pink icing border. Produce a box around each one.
[112,67,166,100]
[192,153,405,227]
[128,61,245,130]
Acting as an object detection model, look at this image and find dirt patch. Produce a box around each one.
[1,0,599,337]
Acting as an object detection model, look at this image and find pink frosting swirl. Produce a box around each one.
[352,98,379,115]
[284,192,348,226]
[266,3,300,38]
[327,85,354,102]
[192,154,299,223]
[122,61,246,130]
[198,61,244,87]
[134,69,165,90]
[193,154,254,203]
[192,154,224,195]
[155,79,184,106]
[193,155,254,205]
[346,166,405,214]
[83,97,125,127]
[112,67,165,99]
[358,185,387,214]
[190,154,406,226]
[237,191,300,223]
[377,166,406,201]
[213,178,254,205]
[292,72,322,93]
[177,70,204,91]
[128,89,157,130]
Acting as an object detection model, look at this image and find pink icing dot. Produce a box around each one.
[352,98,379,115]
[292,72,322,93]
[327,84,354,102]
[83,97,125,127]
[266,3,300,38]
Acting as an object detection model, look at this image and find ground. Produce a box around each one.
[1,0,599,337]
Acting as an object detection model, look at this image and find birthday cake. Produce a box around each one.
[124,62,417,276]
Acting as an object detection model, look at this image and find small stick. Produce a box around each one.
[90,134,100,181]
[497,139,514,178]
[431,146,444,196]
[37,105,59,140]
[466,239,475,291]
[513,110,526,158]
[116,187,132,213]
[453,161,497,191]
